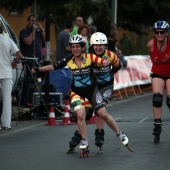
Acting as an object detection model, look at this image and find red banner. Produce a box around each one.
[114,55,152,90]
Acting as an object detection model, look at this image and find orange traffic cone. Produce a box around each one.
[45,106,58,126]
[60,106,75,125]
[87,111,96,124]
[64,99,71,111]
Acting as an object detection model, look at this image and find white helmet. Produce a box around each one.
[69,34,86,46]
[90,32,108,45]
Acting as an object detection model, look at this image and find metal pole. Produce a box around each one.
[111,0,117,24]
[44,5,50,109]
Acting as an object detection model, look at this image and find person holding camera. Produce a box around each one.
[19,14,45,108]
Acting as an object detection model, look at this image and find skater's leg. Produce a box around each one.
[151,77,165,143]
[95,128,105,146]
[95,113,105,129]
[153,118,162,136]
[96,107,128,145]
[153,118,163,144]
[76,108,87,139]
[69,129,82,148]
[95,116,105,147]
[97,107,119,133]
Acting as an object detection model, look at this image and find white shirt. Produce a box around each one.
[0,34,19,78]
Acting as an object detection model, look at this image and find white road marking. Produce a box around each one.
[139,117,148,123]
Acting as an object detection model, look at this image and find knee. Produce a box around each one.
[76,110,86,121]
[76,113,85,122]
[97,108,109,121]
[152,92,163,108]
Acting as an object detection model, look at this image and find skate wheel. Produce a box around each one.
[66,147,75,154]
[80,149,89,158]
[154,135,160,144]
[97,146,103,154]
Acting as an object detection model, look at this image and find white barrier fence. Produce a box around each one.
[114,55,152,90]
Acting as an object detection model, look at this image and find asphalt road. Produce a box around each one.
[0,90,170,170]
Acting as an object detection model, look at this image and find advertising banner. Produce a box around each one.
[114,55,152,90]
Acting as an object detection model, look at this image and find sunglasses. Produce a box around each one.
[155,31,166,34]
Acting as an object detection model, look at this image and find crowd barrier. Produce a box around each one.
[114,55,151,90]
[113,55,152,99]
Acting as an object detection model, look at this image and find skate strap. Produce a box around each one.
[154,122,163,125]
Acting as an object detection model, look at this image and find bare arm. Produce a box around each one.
[147,39,154,55]
[32,64,54,73]
[11,51,23,68]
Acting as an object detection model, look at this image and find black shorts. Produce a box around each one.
[150,73,170,81]
[98,83,113,104]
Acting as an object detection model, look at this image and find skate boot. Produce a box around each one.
[79,138,89,158]
[66,130,82,154]
[117,131,133,152]
[153,119,163,144]
[95,129,105,154]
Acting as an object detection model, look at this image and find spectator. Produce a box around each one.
[69,16,83,36]
[56,20,74,61]
[120,33,132,56]
[89,22,97,35]
[107,23,127,69]
[0,21,23,130]
[19,14,45,108]
[78,23,91,53]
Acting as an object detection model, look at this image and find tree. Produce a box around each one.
[117,0,170,34]
[0,0,111,32]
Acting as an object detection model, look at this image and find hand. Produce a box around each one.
[31,67,39,74]
[103,59,110,67]
[37,22,43,30]
[116,49,122,56]
[33,24,38,30]
[11,61,17,69]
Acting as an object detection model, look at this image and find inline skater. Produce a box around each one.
[67,32,122,154]
[147,20,170,143]
[32,34,131,157]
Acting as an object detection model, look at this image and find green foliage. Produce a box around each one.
[117,0,170,33]
[1,0,170,54]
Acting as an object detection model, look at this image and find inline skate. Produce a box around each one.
[117,131,133,152]
[153,119,162,144]
[95,129,105,154]
[79,138,89,158]
[66,130,82,154]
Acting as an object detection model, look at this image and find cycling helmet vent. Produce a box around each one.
[69,34,86,45]
[153,21,169,31]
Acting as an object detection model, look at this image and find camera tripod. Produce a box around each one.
[12,57,71,122]
[12,57,49,122]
